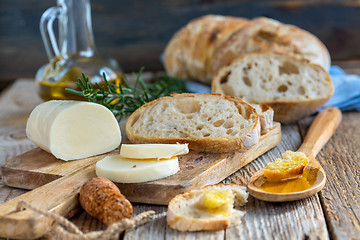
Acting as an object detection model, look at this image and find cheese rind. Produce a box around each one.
[120,143,189,159]
[96,155,179,183]
[26,100,121,161]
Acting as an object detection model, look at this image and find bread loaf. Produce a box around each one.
[212,52,334,123]
[126,93,260,153]
[164,15,248,82]
[164,15,330,84]
[167,184,248,231]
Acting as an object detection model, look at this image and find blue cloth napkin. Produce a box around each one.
[185,65,360,112]
[321,66,360,111]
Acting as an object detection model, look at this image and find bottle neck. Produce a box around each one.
[58,0,96,58]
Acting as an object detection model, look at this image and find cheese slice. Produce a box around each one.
[26,100,121,161]
[120,143,189,159]
[96,155,179,183]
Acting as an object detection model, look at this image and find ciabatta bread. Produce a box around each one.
[212,52,334,123]
[164,15,330,84]
[210,17,330,79]
[164,15,248,82]
[126,93,260,153]
[167,184,248,232]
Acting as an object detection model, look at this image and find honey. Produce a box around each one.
[257,168,317,193]
[199,189,233,216]
[255,151,316,194]
[263,151,309,182]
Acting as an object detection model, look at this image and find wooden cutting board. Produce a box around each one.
[0,123,280,239]
[2,122,281,204]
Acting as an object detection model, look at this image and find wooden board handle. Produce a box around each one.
[298,107,342,158]
[0,164,96,239]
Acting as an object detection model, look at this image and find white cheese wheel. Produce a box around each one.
[96,155,179,183]
[26,100,121,161]
[120,143,189,159]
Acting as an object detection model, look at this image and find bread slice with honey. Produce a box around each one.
[126,93,260,153]
[212,52,333,123]
[167,184,249,231]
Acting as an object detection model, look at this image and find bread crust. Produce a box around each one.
[212,52,333,124]
[193,16,249,82]
[164,16,213,79]
[210,17,330,77]
[264,98,331,124]
[125,93,260,153]
[164,15,249,84]
[251,104,274,134]
[186,15,224,80]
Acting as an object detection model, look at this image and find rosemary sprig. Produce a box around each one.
[66,68,189,121]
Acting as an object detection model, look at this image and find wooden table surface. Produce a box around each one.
[0,78,359,240]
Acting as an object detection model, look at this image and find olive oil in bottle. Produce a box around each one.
[36,0,122,101]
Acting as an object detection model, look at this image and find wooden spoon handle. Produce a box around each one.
[298,107,342,158]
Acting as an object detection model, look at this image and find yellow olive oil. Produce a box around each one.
[36,55,122,101]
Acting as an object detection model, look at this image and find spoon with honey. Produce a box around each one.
[247,107,342,202]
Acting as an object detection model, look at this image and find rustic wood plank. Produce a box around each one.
[124,205,168,240]
[125,204,226,240]
[224,123,329,240]
[0,131,36,177]
[0,79,42,136]
[70,211,106,234]
[0,80,38,209]
[298,111,360,240]
[0,179,26,204]
[0,79,40,180]
[333,60,360,76]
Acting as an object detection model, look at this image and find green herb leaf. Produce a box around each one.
[65,69,190,121]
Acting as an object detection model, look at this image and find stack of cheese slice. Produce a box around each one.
[96,144,189,183]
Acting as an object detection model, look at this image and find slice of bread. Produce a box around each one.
[126,93,260,153]
[251,103,274,134]
[212,53,334,123]
[167,184,248,231]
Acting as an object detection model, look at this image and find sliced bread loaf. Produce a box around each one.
[167,184,248,231]
[212,52,334,123]
[126,93,260,153]
[164,15,330,84]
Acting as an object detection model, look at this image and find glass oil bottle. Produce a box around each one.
[36,0,122,101]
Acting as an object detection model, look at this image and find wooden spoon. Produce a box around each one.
[247,107,342,202]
